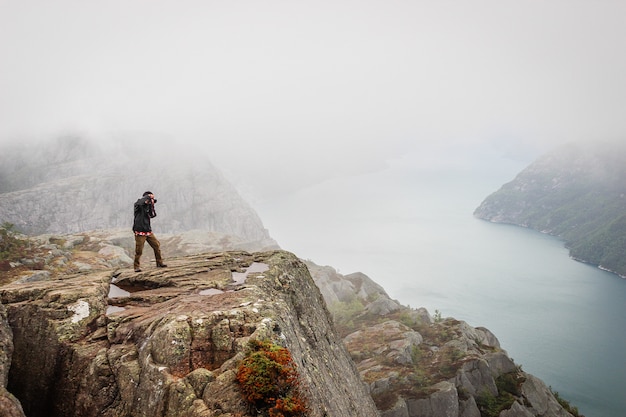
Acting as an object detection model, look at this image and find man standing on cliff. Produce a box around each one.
[133,191,167,272]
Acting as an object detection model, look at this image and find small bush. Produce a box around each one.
[329,297,366,336]
[476,389,515,417]
[476,370,527,417]
[236,339,307,417]
[0,222,28,262]
[496,371,525,397]
[551,388,585,417]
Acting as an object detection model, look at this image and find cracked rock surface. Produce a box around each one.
[0,250,378,417]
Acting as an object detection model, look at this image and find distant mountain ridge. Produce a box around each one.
[0,135,277,249]
[474,141,626,277]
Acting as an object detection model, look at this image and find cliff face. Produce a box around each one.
[0,250,379,417]
[305,262,579,417]
[474,141,626,276]
[0,135,277,249]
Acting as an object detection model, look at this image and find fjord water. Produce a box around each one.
[257,151,626,417]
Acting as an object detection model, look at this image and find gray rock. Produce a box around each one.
[521,374,574,417]
[62,235,87,249]
[72,261,93,271]
[484,352,517,377]
[344,320,422,365]
[366,297,403,315]
[453,358,498,397]
[474,326,500,348]
[98,244,133,267]
[406,381,459,417]
[14,270,51,283]
[306,263,393,306]
[458,397,481,417]
[381,397,409,417]
[499,400,535,417]
[370,376,392,395]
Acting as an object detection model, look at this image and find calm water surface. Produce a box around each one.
[257,155,626,417]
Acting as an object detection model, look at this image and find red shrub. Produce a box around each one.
[236,340,307,416]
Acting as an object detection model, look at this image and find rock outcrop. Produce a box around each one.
[0,250,379,417]
[0,231,582,417]
[305,263,579,417]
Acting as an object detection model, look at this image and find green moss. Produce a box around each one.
[475,370,526,417]
[476,389,515,417]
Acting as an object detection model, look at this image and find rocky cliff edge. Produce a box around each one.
[0,250,379,417]
[0,230,582,417]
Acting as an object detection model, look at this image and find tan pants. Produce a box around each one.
[134,234,164,269]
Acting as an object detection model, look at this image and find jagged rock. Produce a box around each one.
[458,397,481,417]
[344,272,391,300]
[306,263,361,304]
[306,262,393,305]
[381,397,409,417]
[406,381,459,417]
[484,351,518,376]
[0,250,379,417]
[305,261,577,417]
[344,320,423,366]
[411,307,433,326]
[366,297,403,315]
[474,326,500,348]
[453,358,499,397]
[456,322,500,351]
[521,374,574,417]
[500,401,535,417]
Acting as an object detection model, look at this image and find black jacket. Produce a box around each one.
[133,196,157,233]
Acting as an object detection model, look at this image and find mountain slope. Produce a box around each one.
[0,135,277,249]
[474,141,626,276]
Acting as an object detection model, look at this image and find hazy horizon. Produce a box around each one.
[2,1,626,205]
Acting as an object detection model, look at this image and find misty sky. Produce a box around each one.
[1,0,626,199]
